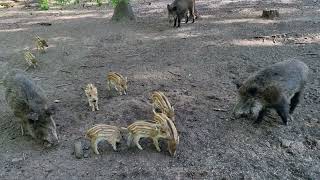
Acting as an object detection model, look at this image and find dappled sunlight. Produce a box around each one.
[293,33,320,44]
[135,28,202,41]
[50,36,75,42]
[0,9,113,26]
[231,39,283,46]
[0,28,28,32]
[209,17,276,25]
[231,32,320,46]
[133,71,169,81]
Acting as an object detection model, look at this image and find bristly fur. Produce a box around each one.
[125,121,170,152]
[234,59,309,125]
[153,111,179,156]
[86,124,122,154]
[3,69,59,146]
[167,0,195,27]
[107,72,128,95]
[151,91,175,121]
[84,83,99,111]
[35,35,48,53]
[24,51,37,68]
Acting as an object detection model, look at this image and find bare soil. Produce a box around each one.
[0,0,320,179]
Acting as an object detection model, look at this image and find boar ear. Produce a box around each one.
[172,6,177,11]
[167,4,170,10]
[248,87,258,96]
[27,112,39,121]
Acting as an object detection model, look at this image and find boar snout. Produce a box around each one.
[233,99,263,120]
[233,99,249,118]
[44,116,59,146]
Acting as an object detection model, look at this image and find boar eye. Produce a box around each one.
[248,87,258,96]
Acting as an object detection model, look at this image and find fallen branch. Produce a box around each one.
[80,65,105,68]
[212,108,227,112]
[59,70,71,74]
[168,71,181,77]
[56,83,72,88]
[304,53,318,56]
[294,42,308,44]
[37,22,52,26]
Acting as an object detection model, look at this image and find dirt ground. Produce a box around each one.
[0,0,320,179]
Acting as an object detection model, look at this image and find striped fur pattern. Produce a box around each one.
[86,124,122,154]
[153,111,179,156]
[107,72,127,95]
[125,121,170,152]
[84,83,99,111]
[151,91,175,121]
[24,51,37,68]
[35,35,48,52]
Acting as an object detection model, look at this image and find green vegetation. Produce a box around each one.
[97,0,102,6]
[40,0,49,10]
[109,0,128,8]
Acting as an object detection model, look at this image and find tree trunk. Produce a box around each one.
[111,0,135,22]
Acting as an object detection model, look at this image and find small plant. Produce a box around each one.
[109,0,128,8]
[96,0,102,6]
[40,0,49,10]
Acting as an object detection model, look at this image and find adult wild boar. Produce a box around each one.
[233,60,309,125]
[3,69,59,146]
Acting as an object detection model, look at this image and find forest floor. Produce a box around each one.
[0,0,320,179]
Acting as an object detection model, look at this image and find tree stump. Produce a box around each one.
[261,10,279,19]
[111,0,135,22]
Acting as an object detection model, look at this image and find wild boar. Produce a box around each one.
[167,0,195,27]
[3,69,59,146]
[233,60,309,125]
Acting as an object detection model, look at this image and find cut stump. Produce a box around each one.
[262,10,279,19]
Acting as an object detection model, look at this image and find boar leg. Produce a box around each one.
[177,16,181,27]
[289,92,301,114]
[127,133,133,146]
[114,85,121,95]
[174,17,177,27]
[185,15,189,23]
[110,140,117,151]
[90,101,95,111]
[20,124,24,136]
[274,98,290,125]
[254,109,267,124]
[188,7,195,23]
[95,100,99,111]
[91,139,100,155]
[152,138,161,152]
[133,135,143,150]
[107,81,111,91]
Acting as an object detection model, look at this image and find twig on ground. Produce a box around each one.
[56,83,72,88]
[168,71,181,77]
[59,70,71,74]
[212,108,227,112]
